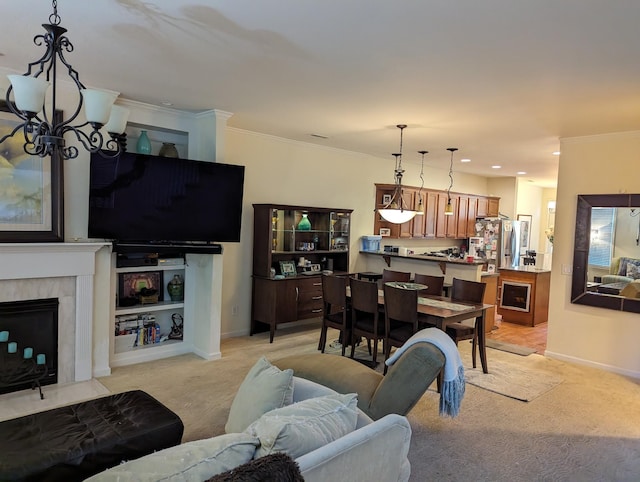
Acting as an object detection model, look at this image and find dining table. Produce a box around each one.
[346,282,492,373]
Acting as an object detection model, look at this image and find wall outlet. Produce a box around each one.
[561,264,572,275]
[231,305,239,316]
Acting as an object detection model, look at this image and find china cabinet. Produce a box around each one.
[251,204,353,342]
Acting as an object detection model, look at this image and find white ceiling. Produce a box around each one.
[2,0,640,188]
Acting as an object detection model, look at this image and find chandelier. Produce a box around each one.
[0,0,129,160]
[378,124,428,224]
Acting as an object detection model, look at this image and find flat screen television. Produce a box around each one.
[88,152,245,244]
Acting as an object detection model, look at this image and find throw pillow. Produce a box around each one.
[225,356,294,433]
[245,392,358,459]
[84,433,259,481]
[206,452,304,482]
[626,263,640,280]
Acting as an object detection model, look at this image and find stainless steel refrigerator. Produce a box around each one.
[470,219,523,270]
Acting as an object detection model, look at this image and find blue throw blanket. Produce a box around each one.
[385,327,465,417]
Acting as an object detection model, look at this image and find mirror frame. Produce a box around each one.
[572,193,640,313]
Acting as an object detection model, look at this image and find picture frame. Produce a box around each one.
[279,260,297,277]
[118,271,164,306]
[382,194,392,205]
[517,214,532,249]
[379,227,391,237]
[309,263,321,272]
[0,100,64,242]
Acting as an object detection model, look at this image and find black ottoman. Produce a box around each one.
[0,390,184,482]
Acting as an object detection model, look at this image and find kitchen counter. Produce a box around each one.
[359,250,486,282]
[498,266,551,273]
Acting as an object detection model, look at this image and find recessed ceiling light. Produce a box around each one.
[161,101,173,106]
[460,158,471,163]
[517,171,527,175]
[552,151,560,156]
[491,165,501,169]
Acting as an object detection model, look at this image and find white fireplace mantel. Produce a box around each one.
[0,242,109,382]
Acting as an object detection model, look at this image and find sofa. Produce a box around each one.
[87,357,412,481]
[601,256,640,285]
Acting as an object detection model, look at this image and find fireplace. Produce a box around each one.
[500,280,532,312]
[0,298,59,394]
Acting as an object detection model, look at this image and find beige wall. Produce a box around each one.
[223,128,492,337]
[547,131,640,377]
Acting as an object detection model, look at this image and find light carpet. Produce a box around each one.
[459,342,564,401]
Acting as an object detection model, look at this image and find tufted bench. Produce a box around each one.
[0,389,184,482]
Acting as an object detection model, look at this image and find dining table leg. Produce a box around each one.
[476,313,488,373]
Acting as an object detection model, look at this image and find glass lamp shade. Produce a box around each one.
[103,105,130,134]
[7,75,50,114]
[81,89,118,125]
[444,200,454,216]
[379,208,417,224]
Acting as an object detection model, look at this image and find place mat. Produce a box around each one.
[417,297,470,311]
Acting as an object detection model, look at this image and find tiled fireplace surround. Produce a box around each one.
[0,243,107,385]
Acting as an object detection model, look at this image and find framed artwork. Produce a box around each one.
[382,194,392,205]
[517,214,532,248]
[309,263,321,272]
[279,260,297,277]
[118,271,164,304]
[379,227,391,237]
[0,100,63,242]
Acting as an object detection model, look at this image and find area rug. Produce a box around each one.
[459,343,563,402]
[484,339,536,356]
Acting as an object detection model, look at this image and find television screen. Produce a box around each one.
[88,152,245,243]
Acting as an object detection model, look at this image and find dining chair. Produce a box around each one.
[318,274,350,356]
[446,277,486,368]
[382,269,412,284]
[349,277,385,365]
[413,273,445,296]
[383,283,420,374]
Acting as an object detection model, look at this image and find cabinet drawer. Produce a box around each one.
[297,277,323,293]
[298,290,323,309]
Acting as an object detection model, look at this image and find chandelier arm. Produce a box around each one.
[61,124,105,155]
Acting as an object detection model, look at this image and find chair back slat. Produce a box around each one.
[413,273,445,296]
[322,274,347,310]
[349,277,378,314]
[450,278,486,304]
[382,269,411,283]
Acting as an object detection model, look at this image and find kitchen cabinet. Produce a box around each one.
[497,267,550,326]
[373,184,499,240]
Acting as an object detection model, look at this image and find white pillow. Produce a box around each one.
[84,433,259,481]
[245,392,358,459]
[225,356,294,433]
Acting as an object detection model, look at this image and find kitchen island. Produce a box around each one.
[497,266,551,326]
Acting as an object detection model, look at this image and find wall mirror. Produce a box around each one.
[572,193,640,313]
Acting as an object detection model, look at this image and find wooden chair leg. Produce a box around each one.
[350,331,357,359]
[372,338,379,364]
[340,328,346,356]
[367,338,372,355]
[436,369,443,393]
[319,324,327,352]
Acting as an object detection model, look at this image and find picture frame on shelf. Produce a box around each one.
[379,228,391,237]
[118,271,164,306]
[382,194,392,205]
[279,260,297,277]
[309,263,321,272]
[0,101,64,242]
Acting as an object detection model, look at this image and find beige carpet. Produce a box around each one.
[99,322,640,481]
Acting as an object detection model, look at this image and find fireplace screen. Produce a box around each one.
[0,298,58,394]
[500,281,532,312]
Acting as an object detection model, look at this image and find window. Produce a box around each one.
[588,208,616,267]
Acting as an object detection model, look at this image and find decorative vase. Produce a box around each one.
[167,274,184,302]
[136,130,152,154]
[297,213,311,231]
[159,142,179,158]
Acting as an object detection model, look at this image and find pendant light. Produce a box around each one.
[444,148,458,216]
[378,125,428,224]
[0,0,128,160]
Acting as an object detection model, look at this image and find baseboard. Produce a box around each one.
[544,350,640,379]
